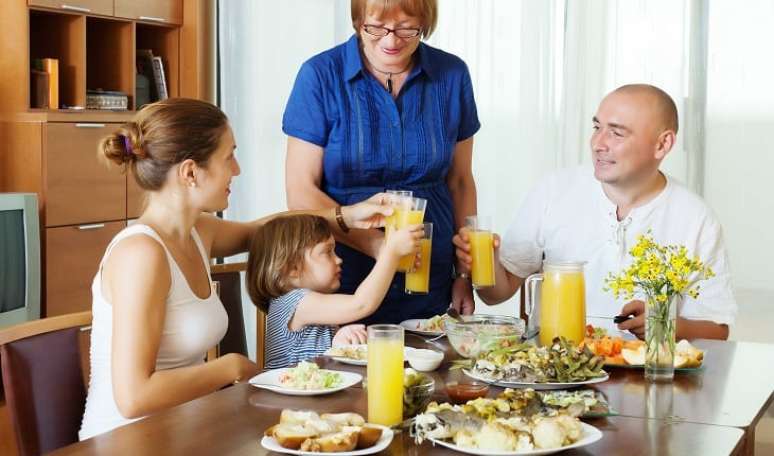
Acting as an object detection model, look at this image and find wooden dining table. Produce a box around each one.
[53,337,772,456]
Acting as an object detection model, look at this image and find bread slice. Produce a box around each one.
[299,430,358,452]
[354,425,383,449]
[267,423,318,450]
[320,412,365,427]
[280,409,321,425]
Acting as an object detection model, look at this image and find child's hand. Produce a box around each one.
[452,227,501,272]
[387,224,424,257]
[332,324,368,346]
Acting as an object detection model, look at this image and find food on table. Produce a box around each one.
[265,410,383,452]
[417,314,453,332]
[403,368,436,418]
[457,337,606,383]
[278,361,343,390]
[445,382,489,404]
[405,348,444,371]
[412,388,589,451]
[582,325,704,368]
[445,314,525,358]
[327,345,367,361]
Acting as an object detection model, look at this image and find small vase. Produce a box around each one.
[644,294,678,382]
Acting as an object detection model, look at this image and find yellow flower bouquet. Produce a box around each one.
[605,232,714,381]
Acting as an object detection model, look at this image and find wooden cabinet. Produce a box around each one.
[44,122,126,226]
[28,0,113,16]
[45,221,124,316]
[115,0,182,25]
[0,0,212,322]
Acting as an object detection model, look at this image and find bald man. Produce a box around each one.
[454,84,736,340]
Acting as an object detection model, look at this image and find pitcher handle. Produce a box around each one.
[524,273,543,337]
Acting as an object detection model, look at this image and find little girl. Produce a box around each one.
[247,213,422,368]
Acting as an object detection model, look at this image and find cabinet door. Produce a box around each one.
[115,0,182,25]
[44,122,126,227]
[45,220,124,316]
[29,0,113,16]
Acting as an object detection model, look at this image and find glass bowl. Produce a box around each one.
[403,375,435,419]
[444,380,490,404]
[445,314,525,358]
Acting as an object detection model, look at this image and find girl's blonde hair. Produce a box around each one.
[246,214,332,312]
[351,0,438,38]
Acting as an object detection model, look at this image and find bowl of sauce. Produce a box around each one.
[444,381,490,404]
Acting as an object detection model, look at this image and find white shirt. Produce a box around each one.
[500,165,737,330]
[79,224,228,440]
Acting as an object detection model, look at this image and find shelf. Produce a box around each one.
[86,17,135,109]
[29,10,86,109]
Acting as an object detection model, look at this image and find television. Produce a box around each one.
[0,193,41,328]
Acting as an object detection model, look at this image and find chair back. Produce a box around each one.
[0,311,91,456]
[210,265,248,358]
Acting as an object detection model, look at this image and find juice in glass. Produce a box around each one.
[384,190,412,240]
[466,216,495,288]
[405,223,433,294]
[367,325,404,426]
[396,198,427,272]
[538,263,586,347]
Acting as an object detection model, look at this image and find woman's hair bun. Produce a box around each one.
[100,123,142,167]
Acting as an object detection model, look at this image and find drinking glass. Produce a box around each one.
[405,223,433,294]
[384,190,412,240]
[465,216,495,288]
[396,197,427,272]
[367,324,404,426]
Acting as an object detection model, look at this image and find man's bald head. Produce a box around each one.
[612,84,679,134]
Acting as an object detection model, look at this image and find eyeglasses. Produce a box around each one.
[362,24,421,39]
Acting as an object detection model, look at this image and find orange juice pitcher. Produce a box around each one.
[524,261,586,346]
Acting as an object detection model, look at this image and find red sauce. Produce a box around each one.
[445,382,489,404]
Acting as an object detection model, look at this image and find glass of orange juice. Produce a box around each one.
[465,216,495,289]
[405,222,433,294]
[396,197,427,272]
[367,324,404,426]
[525,261,586,347]
[384,190,412,240]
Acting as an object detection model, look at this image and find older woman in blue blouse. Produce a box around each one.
[283,0,480,323]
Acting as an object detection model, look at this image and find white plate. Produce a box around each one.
[260,424,394,455]
[324,345,416,366]
[400,318,445,336]
[429,422,603,455]
[463,369,610,390]
[248,368,362,396]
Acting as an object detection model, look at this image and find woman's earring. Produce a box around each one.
[189,181,196,188]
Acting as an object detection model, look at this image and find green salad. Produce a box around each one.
[278,361,342,390]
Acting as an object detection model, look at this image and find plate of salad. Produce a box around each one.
[249,361,362,396]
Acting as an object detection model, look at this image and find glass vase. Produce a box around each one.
[644,294,678,382]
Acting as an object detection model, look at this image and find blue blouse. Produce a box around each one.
[282,34,480,324]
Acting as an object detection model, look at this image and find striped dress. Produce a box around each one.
[264,288,336,368]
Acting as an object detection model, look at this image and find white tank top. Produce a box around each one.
[79,224,228,440]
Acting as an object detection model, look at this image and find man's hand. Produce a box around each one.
[332,324,367,346]
[451,277,475,315]
[617,299,646,339]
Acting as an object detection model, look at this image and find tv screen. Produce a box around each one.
[0,209,26,313]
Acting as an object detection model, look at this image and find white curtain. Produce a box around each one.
[219,0,773,358]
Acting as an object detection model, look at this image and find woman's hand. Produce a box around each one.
[451,278,475,315]
[341,193,393,229]
[228,353,260,383]
[332,324,368,345]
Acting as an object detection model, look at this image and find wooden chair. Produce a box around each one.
[209,262,267,369]
[0,311,92,456]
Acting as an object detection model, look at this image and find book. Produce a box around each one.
[136,49,157,101]
[30,69,49,109]
[151,56,168,100]
[42,58,59,109]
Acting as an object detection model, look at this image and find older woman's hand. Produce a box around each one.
[340,193,394,229]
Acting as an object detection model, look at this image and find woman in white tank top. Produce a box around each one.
[79,99,395,439]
